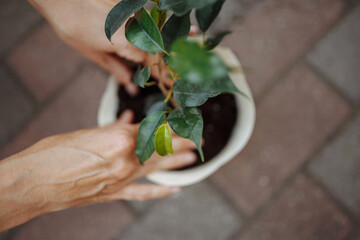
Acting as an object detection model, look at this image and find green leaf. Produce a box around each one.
[136,112,166,163]
[196,0,226,32]
[209,74,240,93]
[205,31,232,50]
[132,66,151,88]
[173,79,219,107]
[144,93,167,116]
[162,12,191,54]
[105,0,147,41]
[147,101,167,115]
[168,107,204,161]
[168,39,228,84]
[155,124,173,156]
[159,0,217,16]
[125,8,165,54]
[150,6,167,28]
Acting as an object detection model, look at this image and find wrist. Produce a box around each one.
[0,156,49,232]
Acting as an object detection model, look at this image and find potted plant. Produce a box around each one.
[98,0,256,186]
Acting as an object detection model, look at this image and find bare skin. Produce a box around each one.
[0,111,197,232]
[0,0,200,232]
[27,0,196,94]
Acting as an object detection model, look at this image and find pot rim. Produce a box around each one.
[98,45,256,186]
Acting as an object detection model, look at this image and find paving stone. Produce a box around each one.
[0,0,42,57]
[308,113,360,218]
[191,0,262,34]
[223,0,345,98]
[11,202,134,240]
[238,175,352,240]
[307,5,360,103]
[126,179,156,215]
[211,64,351,215]
[0,64,107,158]
[350,231,360,240]
[117,181,242,240]
[0,67,34,150]
[7,23,86,101]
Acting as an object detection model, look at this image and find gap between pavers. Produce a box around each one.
[116,181,242,240]
[307,4,360,105]
[308,112,360,220]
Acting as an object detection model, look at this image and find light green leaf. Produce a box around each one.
[105,0,147,41]
[196,0,226,32]
[136,112,166,163]
[205,31,232,50]
[155,124,173,156]
[168,39,228,84]
[173,79,219,107]
[132,65,151,88]
[125,8,165,54]
[162,12,191,54]
[168,107,204,161]
[159,0,217,16]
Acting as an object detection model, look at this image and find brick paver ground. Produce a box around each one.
[7,23,86,102]
[1,0,359,239]
[307,5,360,104]
[308,113,360,218]
[211,63,350,215]
[11,202,134,240]
[117,182,241,240]
[238,175,352,240]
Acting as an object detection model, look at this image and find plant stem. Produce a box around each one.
[144,81,157,87]
[202,32,206,47]
[158,10,167,30]
[164,89,173,103]
[157,53,168,97]
[166,65,176,81]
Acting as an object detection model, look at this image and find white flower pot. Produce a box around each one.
[97,45,256,186]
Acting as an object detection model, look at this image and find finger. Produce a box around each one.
[98,183,181,201]
[104,117,139,134]
[151,151,197,171]
[172,136,197,152]
[105,54,139,96]
[144,54,173,87]
[189,25,200,36]
[137,151,197,177]
[81,49,139,96]
[117,110,134,124]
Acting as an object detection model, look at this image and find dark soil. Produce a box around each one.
[117,82,237,169]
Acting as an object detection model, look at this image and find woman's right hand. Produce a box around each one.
[0,110,197,232]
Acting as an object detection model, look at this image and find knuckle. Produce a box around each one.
[110,157,139,180]
[104,130,136,158]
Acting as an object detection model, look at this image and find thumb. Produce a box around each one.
[189,25,200,36]
[117,110,135,124]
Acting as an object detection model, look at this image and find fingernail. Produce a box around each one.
[126,84,139,96]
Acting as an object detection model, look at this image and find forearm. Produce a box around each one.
[0,155,47,232]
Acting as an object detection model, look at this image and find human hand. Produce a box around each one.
[28,0,197,94]
[0,110,197,232]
